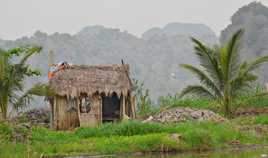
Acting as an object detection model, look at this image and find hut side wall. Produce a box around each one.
[52,96,79,130]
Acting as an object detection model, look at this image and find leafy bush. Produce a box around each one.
[31,126,77,143]
[233,86,268,108]
[255,115,268,125]
[0,123,12,141]
[132,79,154,117]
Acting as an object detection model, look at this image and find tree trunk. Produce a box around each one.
[0,95,9,121]
[0,106,7,121]
[223,96,232,118]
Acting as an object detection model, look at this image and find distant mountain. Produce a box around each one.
[0,23,218,106]
[220,2,268,85]
[142,23,217,43]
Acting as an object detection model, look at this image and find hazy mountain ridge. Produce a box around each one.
[2,2,268,106]
[3,1,268,106]
[0,23,217,104]
[221,2,268,85]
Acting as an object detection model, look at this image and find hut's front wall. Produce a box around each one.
[79,95,101,127]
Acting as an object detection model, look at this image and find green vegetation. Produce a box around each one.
[255,115,268,125]
[133,79,154,117]
[232,115,268,126]
[0,46,54,119]
[159,96,215,110]
[158,86,268,112]
[0,31,268,158]
[179,29,268,116]
[0,120,267,158]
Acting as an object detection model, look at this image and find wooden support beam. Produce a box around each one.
[131,95,136,118]
[120,94,126,119]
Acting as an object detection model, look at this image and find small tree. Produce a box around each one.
[180,29,268,117]
[132,79,152,116]
[0,46,53,120]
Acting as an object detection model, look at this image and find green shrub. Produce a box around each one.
[233,86,268,108]
[255,115,268,125]
[0,123,12,136]
[31,126,77,143]
[75,121,169,138]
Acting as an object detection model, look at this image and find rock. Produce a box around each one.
[230,139,240,145]
[11,124,31,143]
[142,116,153,123]
[122,114,130,121]
[170,133,182,141]
[149,107,227,123]
[15,108,51,127]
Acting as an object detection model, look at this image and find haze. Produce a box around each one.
[1,0,268,40]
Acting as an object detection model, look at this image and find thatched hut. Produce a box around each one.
[49,64,135,130]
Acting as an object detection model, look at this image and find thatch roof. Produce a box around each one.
[49,64,132,97]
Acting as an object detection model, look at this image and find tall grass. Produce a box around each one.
[156,86,268,116]
[233,86,268,108]
[75,121,174,138]
[159,95,215,110]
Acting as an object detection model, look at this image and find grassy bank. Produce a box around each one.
[1,119,268,158]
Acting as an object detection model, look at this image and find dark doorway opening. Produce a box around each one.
[102,92,120,122]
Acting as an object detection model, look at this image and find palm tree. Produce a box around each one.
[180,29,268,117]
[0,46,54,120]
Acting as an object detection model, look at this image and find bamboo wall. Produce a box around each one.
[51,92,135,130]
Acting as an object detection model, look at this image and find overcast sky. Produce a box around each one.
[1,0,268,40]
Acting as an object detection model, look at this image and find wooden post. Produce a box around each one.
[122,96,126,116]
[48,50,54,66]
[131,95,136,118]
[99,95,102,124]
[120,94,126,119]
[77,98,81,126]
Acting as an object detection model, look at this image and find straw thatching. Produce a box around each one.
[50,64,132,97]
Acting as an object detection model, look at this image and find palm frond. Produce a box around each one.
[13,83,55,110]
[27,83,55,97]
[230,55,268,94]
[246,55,268,72]
[180,64,222,98]
[179,85,216,99]
[230,73,257,95]
[222,29,244,80]
[19,46,42,65]
[191,37,223,87]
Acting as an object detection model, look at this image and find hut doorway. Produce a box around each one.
[102,92,120,122]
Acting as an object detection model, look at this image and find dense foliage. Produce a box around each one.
[0,46,53,119]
